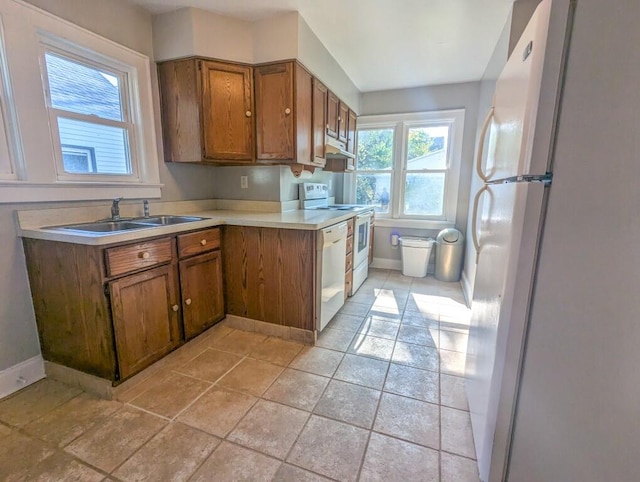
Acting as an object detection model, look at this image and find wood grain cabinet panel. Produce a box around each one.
[105,238,173,277]
[338,101,349,142]
[179,250,224,340]
[312,78,328,166]
[327,91,339,139]
[178,227,221,258]
[110,264,181,380]
[347,109,358,155]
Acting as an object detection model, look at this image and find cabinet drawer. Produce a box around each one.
[345,252,353,273]
[346,235,353,255]
[106,238,173,277]
[178,227,221,258]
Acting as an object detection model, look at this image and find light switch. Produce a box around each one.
[240,176,248,189]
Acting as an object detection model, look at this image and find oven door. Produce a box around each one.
[354,211,373,268]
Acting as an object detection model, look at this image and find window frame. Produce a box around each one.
[353,109,465,229]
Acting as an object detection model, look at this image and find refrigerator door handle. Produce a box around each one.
[476,107,495,182]
[472,184,489,264]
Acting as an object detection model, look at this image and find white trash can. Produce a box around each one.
[399,236,434,277]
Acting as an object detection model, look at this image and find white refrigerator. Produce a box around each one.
[465,0,575,480]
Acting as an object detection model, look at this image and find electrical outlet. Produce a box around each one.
[240,176,248,189]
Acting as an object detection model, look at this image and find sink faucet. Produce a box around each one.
[111,197,122,220]
[143,199,149,218]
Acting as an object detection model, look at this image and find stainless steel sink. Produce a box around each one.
[135,215,208,225]
[48,215,209,233]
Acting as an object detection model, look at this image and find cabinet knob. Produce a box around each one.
[326,123,330,129]
[200,239,207,246]
[285,108,291,115]
[185,298,192,306]
[139,251,150,259]
[172,304,179,312]
[245,110,252,117]
[338,116,341,122]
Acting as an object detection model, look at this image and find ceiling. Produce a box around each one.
[130,0,515,92]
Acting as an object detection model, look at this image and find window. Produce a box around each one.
[42,48,135,180]
[354,110,464,227]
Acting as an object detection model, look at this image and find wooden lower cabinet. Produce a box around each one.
[179,250,224,340]
[110,264,181,379]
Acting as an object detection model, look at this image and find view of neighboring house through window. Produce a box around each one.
[354,110,464,224]
[43,50,133,177]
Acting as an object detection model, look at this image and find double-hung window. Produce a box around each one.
[354,110,464,227]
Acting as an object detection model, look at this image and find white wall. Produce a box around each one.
[508,0,640,479]
[359,82,480,270]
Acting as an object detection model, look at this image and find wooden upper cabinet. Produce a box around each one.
[347,109,358,155]
[338,102,349,142]
[327,91,339,139]
[312,78,328,166]
[201,60,254,160]
[254,61,314,164]
[158,58,254,163]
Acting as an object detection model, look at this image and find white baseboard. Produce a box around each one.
[461,270,473,307]
[0,355,45,399]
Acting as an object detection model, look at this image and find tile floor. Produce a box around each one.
[0,269,480,481]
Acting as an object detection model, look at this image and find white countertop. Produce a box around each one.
[18,208,370,246]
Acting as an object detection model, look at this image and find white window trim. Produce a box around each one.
[0,0,162,203]
[353,109,464,229]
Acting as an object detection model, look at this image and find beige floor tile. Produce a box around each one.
[289,347,344,377]
[440,316,471,334]
[0,423,13,438]
[161,339,210,370]
[382,277,413,291]
[360,432,439,482]
[315,328,355,352]
[23,392,121,447]
[401,310,440,329]
[175,348,243,382]
[262,368,329,411]
[348,334,395,360]
[441,374,469,411]
[440,349,467,377]
[327,313,365,332]
[373,393,439,449]
[404,297,442,318]
[376,287,410,303]
[441,452,480,482]
[0,431,54,480]
[339,301,371,317]
[313,379,380,429]
[113,422,220,482]
[441,407,476,459]
[348,290,377,305]
[371,294,407,312]
[249,337,304,366]
[287,415,369,482]
[177,387,257,437]
[64,406,166,473]
[217,358,283,396]
[228,399,309,459]
[273,463,332,481]
[190,441,280,482]
[129,372,211,419]
[367,304,403,318]
[114,369,172,403]
[397,324,438,347]
[392,341,439,372]
[334,354,389,390]
[14,451,104,482]
[384,363,439,404]
[199,323,235,344]
[211,330,268,355]
[439,331,469,352]
[358,317,400,340]
[0,379,81,427]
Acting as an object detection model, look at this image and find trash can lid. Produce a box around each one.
[399,236,434,248]
[436,228,464,244]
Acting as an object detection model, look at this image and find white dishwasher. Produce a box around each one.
[317,221,348,332]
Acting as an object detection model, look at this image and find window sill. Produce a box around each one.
[0,181,163,204]
[374,217,455,230]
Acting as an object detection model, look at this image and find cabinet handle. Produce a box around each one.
[245,110,252,117]
[172,304,179,312]
[200,239,207,246]
[139,251,150,259]
[338,116,341,122]
[285,108,291,115]
[326,123,330,129]
[185,298,192,306]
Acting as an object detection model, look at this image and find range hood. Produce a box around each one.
[325,137,355,159]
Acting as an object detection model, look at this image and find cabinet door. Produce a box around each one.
[255,62,294,160]
[201,61,254,161]
[179,250,225,340]
[347,109,357,155]
[327,91,339,139]
[338,102,349,142]
[312,78,327,166]
[110,264,181,380]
